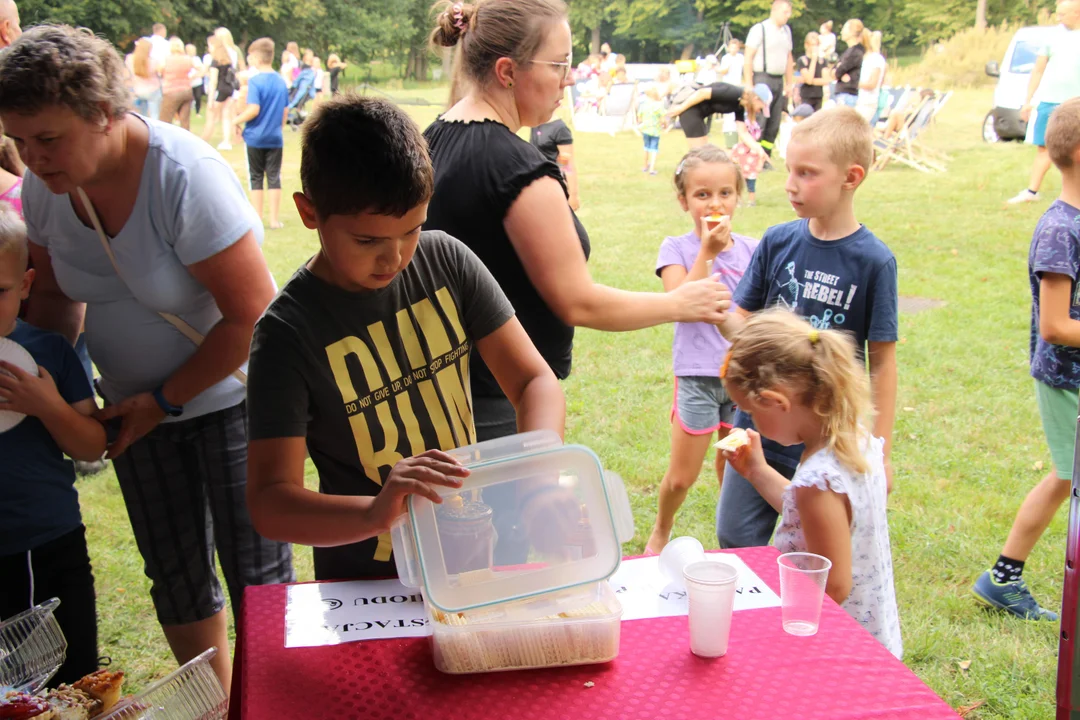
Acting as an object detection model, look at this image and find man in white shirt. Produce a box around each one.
[743,0,794,157]
[0,0,19,48]
[1007,0,1080,204]
[147,22,169,68]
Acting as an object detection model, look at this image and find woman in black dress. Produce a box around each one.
[423,0,731,444]
[327,54,348,95]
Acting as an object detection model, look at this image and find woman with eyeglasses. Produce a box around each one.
[424,0,731,454]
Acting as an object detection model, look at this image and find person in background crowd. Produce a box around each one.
[719,39,744,85]
[327,54,348,95]
[235,38,289,230]
[312,56,326,102]
[743,0,794,158]
[834,19,870,108]
[127,38,162,120]
[280,49,298,89]
[695,54,719,85]
[147,22,169,68]
[0,24,295,692]
[216,26,242,70]
[530,112,580,209]
[1006,0,1080,204]
[576,53,600,81]
[0,0,20,46]
[856,30,887,125]
[187,43,206,116]
[600,41,616,73]
[203,32,238,150]
[160,37,194,130]
[818,20,837,62]
[286,41,302,83]
[202,35,214,106]
[637,85,666,175]
[797,32,829,112]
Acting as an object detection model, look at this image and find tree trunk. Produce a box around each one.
[681,43,695,60]
[975,0,988,30]
[590,26,600,54]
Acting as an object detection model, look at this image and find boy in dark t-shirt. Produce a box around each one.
[245,95,566,581]
[716,107,898,549]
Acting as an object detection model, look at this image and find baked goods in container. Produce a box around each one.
[44,686,100,720]
[0,691,56,720]
[72,671,123,714]
[430,592,621,674]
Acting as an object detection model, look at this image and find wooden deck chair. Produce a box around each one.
[872,93,946,173]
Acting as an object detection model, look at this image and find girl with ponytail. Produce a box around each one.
[719,308,902,658]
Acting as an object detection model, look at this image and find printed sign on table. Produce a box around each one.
[285,578,429,648]
[607,554,780,621]
[284,553,780,648]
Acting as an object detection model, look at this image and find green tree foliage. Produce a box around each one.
[568,0,1057,62]
[14,0,1063,73]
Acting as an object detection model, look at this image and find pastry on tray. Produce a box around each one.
[0,690,57,720]
[71,671,124,714]
[44,685,101,720]
[714,427,749,453]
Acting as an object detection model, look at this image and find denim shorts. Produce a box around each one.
[671,375,736,434]
[643,133,660,151]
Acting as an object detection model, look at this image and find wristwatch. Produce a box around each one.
[152,385,184,417]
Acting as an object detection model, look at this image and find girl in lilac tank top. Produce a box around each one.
[646,145,759,554]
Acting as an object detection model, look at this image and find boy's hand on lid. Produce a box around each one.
[371,450,469,531]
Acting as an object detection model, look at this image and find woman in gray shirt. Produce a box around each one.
[0,25,293,691]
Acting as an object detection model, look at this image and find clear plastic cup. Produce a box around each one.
[683,559,739,657]
[777,552,832,636]
[658,536,706,587]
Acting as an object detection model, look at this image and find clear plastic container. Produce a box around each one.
[395,444,633,613]
[390,433,634,673]
[0,597,67,693]
[429,581,622,674]
[97,648,227,720]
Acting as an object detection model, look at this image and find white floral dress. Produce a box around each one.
[773,436,903,659]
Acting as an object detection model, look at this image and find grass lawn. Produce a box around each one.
[73,86,1064,718]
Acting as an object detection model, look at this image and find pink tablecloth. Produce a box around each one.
[234,546,959,720]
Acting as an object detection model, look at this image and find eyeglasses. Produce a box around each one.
[530,59,573,81]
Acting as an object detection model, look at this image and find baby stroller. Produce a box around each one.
[287,65,315,129]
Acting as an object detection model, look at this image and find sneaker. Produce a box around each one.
[1006,189,1039,204]
[216,141,233,151]
[972,570,1058,621]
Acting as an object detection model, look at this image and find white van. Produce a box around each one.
[983,25,1062,142]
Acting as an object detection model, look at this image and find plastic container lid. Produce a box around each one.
[391,433,634,614]
[0,597,67,694]
[97,647,227,720]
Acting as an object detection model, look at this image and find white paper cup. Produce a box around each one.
[777,552,832,636]
[659,536,706,587]
[683,559,739,657]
